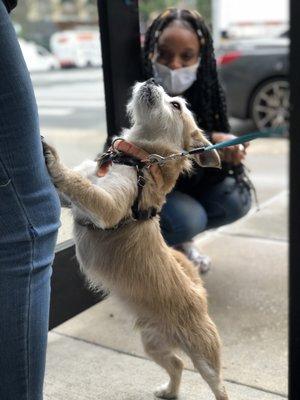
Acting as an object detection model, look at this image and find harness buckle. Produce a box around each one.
[137,175,146,187]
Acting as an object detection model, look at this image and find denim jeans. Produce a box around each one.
[0,2,61,399]
[160,177,252,246]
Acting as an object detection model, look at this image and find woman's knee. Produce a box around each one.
[223,190,251,223]
[160,191,207,245]
[203,177,252,228]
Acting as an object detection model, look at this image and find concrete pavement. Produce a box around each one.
[46,137,288,399]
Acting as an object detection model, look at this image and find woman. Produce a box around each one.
[143,8,252,273]
[0,1,61,399]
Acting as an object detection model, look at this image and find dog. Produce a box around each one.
[43,79,229,400]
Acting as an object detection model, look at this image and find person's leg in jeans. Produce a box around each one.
[160,177,251,272]
[0,3,61,400]
[200,176,252,229]
[160,191,212,273]
[160,191,208,246]
[160,178,252,244]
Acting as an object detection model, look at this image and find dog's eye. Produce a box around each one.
[171,101,181,111]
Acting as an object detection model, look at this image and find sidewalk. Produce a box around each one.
[45,138,288,399]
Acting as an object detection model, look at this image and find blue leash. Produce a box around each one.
[147,127,285,165]
[203,126,284,153]
[184,127,283,158]
[204,131,269,152]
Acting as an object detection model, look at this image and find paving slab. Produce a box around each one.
[45,332,286,400]
[54,234,287,396]
[45,129,106,168]
[245,138,288,204]
[200,235,287,396]
[220,191,288,241]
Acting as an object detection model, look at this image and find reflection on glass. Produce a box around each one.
[12,1,106,244]
[12,0,106,170]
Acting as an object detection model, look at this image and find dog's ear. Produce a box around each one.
[191,129,221,168]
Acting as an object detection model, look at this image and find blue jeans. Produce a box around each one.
[0,3,61,399]
[160,177,251,246]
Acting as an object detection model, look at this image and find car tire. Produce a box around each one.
[249,78,289,133]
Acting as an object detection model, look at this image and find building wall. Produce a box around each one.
[220,0,289,37]
[27,0,98,23]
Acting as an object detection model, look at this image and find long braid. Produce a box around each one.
[142,8,230,134]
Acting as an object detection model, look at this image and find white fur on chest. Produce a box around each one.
[71,159,138,230]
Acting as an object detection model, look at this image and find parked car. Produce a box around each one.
[217,36,289,132]
[19,39,60,72]
[50,30,102,68]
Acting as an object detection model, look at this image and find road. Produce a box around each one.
[32,68,106,132]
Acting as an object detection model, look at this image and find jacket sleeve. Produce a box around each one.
[3,0,18,12]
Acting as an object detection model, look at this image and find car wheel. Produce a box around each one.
[250,78,289,133]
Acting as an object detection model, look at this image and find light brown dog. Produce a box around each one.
[43,80,229,400]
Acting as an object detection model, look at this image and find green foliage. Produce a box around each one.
[195,0,211,22]
[139,0,211,24]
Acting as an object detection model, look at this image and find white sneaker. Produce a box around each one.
[174,241,211,274]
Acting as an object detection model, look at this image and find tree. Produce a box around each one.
[195,0,211,22]
[139,0,211,26]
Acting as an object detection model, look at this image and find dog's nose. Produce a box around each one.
[146,78,158,86]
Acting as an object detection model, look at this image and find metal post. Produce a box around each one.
[97,0,143,147]
[289,0,300,397]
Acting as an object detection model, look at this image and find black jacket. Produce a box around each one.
[3,0,17,12]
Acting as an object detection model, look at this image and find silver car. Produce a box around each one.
[217,35,289,132]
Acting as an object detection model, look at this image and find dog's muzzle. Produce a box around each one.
[138,79,160,106]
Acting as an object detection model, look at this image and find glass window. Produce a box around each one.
[12,0,106,245]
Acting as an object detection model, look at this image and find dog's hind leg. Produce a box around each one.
[190,356,229,400]
[182,321,229,400]
[141,329,183,399]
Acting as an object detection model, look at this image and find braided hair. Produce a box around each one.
[143,8,230,134]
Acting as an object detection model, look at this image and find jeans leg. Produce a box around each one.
[200,176,252,229]
[0,3,61,399]
[160,176,251,246]
[160,191,208,246]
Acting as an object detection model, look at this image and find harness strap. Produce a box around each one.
[112,138,164,188]
[110,154,154,220]
[131,165,158,220]
[89,142,162,231]
[76,162,157,231]
[76,216,133,232]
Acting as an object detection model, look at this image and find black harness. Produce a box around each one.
[76,151,158,232]
[110,152,158,221]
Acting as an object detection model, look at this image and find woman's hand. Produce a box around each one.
[211,132,249,165]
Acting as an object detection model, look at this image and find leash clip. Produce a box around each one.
[147,153,185,165]
[147,154,167,166]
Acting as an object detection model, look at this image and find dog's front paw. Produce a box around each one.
[154,383,178,399]
[42,139,64,183]
[42,139,59,161]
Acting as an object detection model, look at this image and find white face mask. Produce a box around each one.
[152,60,200,95]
